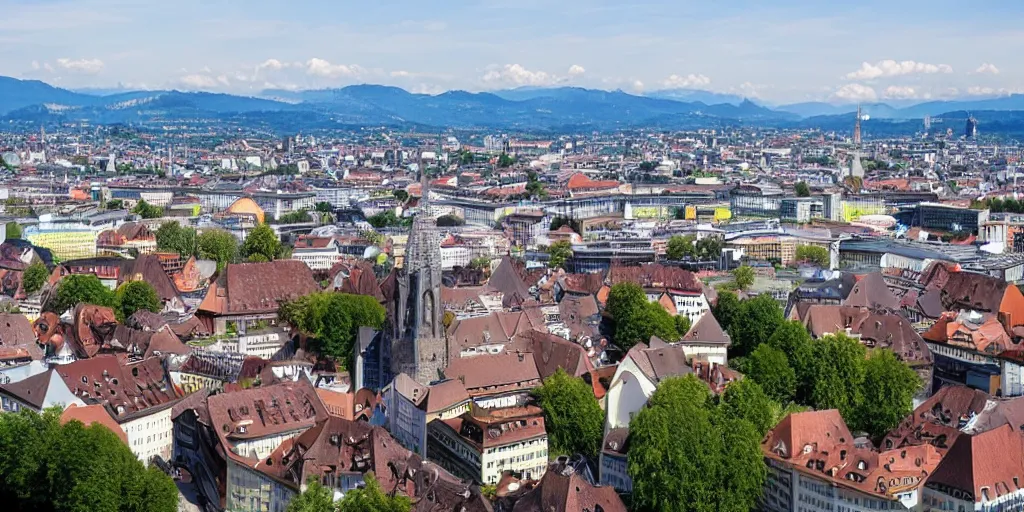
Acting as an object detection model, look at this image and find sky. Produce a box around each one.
[1,0,1022,104]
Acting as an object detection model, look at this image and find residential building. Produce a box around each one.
[54,355,182,463]
[762,410,941,512]
[428,405,548,485]
[290,237,345,271]
[197,260,320,335]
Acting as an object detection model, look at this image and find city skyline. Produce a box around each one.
[1,0,1022,103]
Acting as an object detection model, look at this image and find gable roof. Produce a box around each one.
[679,313,730,346]
[926,424,1024,503]
[61,403,128,443]
[200,260,320,315]
[882,385,989,454]
[843,272,899,309]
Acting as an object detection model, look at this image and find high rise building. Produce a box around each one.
[966,115,978,139]
[924,115,931,132]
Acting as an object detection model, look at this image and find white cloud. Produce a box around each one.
[390,70,413,78]
[966,86,1024,96]
[256,59,286,73]
[661,73,711,89]
[30,61,40,70]
[974,63,1000,75]
[832,83,877,102]
[844,60,952,80]
[55,57,104,74]
[567,64,586,76]
[177,74,222,89]
[881,86,927,100]
[631,80,645,93]
[305,58,364,78]
[481,64,555,86]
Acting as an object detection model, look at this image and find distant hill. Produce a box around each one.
[646,88,746,105]
[6,75,1024,134]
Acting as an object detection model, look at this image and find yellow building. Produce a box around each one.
[25,225,99,261]
[225,197,266,224]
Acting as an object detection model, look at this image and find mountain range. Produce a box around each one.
[4,76,1024,134]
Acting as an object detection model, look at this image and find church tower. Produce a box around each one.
[853,105,862,146]
[393,174,447,384]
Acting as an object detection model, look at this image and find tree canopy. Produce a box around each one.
[695,236,723,261]
[794,181,811,197]
[155,222,196,259]
[733,265,755,290]
[49,275,116,313]
[666,235,697,261]
[806,332,867,421]
[728,294,784,357]
[131,199,163,219]
[242,223,281,263]
[5,221,22,239]
[314,202,334,213]
[712,291,742,334]
[114,281,162,323]
[22,261,49,295]
[718,378,777,436]
[795,245,830,268]
[545,241,573,269]
[367,210,410,229]
[435,214,464,227]
[279,292,386,369]
[628,375,765,512]
[532,368,604,459]
[286,474,410,512]
[197,229,239,274]
[606,283,683,349]
[0,408,178,512]
[746,344,797,403]
[853,349,921,438]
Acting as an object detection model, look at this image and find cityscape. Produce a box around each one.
[4,2,1024,512]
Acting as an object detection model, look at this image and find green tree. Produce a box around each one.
[766,320,815,403]
[469,257,491,271]
[114,281,162,323]
[853,349,920,438]
[675,314,692,337]
[545,240,573,269]
[105,199,125,210]
[197,229,239,274]
[746,344,797,403]
[5,222,22,239]
[696,236,723,261]
[794,181,811,197]
[132,199,163,219]
[337,474,411,512]
[628,375,764,512]
[712,291,742,334]
[393,190,409,203]
[279,292,386,369]
[666,235,697,261]
[526,171,548,199]
[728,294,784,357]
[0,408,178,512]
[532,368,604,459]
[286,481,336,512]
[607,283,682,349]
[155,222,197,259]
[497,152,515,168]
[718,379,777,436]
[733,265,755,290]
[49,275,116,314]
[273,210,313,224]
[794,245,830,268]
[22,261,49,295]
[367,210,409,229]
[807,333,867,420]
[314,202,334,213]
[242,223,281,262]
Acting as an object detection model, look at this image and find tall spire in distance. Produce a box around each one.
[853,105,862,146]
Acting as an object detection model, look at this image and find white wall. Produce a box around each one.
[122,407,173,464]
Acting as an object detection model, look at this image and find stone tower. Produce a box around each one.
[393,174,447,384]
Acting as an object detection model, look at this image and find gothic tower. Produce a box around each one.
[392,174,447,384]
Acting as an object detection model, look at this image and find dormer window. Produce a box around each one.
[857,460,867,471]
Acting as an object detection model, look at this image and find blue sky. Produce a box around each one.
[1,0,1021,103]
